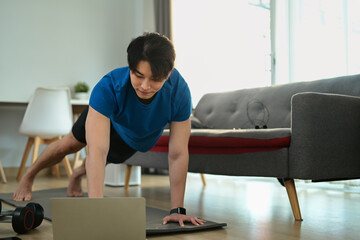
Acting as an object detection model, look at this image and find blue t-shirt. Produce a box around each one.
[89,67,192,152]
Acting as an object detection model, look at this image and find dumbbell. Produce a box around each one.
[0,201,44,234]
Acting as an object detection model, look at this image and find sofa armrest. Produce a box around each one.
[289,92,360,180]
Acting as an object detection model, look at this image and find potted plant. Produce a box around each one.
[74,82,89,99]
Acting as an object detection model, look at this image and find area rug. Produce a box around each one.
[0,188,226,235]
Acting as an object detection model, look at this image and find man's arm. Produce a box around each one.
[168,118,191,209]
[162,118,206,226]
[85,106,110,198]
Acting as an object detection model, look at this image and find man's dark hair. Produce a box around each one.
[127,32,176,81]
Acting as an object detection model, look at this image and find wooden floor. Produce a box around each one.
[0,172,359,240]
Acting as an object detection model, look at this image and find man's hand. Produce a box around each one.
[162,213,206,227]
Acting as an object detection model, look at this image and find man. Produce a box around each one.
[13,32,205,226]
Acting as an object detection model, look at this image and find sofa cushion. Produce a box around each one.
[151,128,291,154]
[190,115,204,129]
[194,74,360,129]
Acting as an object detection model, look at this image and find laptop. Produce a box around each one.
[50,197,146,240]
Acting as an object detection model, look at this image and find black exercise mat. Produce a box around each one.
[0,188,226,235]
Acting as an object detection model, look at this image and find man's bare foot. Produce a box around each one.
[67,167,84,197]
[67,175,83,197]
[13,176,33,201]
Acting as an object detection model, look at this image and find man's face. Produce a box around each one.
[130,61,168,100]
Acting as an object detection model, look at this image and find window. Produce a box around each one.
[276,0,360,83]
[172,0,271,105]
[173,0,360,103]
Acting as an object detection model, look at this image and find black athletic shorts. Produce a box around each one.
[71,106,137,164]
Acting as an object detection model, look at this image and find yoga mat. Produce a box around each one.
[0,188,226,235]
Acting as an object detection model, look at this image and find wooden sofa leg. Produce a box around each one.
[284,179,303,221]
[124,165,132,190]
[200,174,206,186]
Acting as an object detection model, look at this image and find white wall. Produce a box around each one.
[0,105,29,168]
[0,0,155,167]
[0,0,149,102]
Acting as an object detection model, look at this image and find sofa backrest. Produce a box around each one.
[193,74,360,129]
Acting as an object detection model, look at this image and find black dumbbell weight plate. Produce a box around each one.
[12,206,34,234]
[25,203,44,228]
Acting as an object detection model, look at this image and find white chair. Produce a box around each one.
[16,87,73,181]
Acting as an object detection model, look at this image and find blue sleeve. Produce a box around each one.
[89,75,117,118]
[171,81,192,122]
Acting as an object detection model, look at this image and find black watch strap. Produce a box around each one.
[170,207,186,215]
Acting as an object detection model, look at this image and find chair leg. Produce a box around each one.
[73,151,81,169]
[31,136,41,164]
[54,136,73,178]
[200,173,206,186]
[284,179,303,221]
[18,136,73,180]
[0,161,7,183]
[39,136,61,178]
[53,164,61,178]
[73,146,88,169]
[62,156,73,178]
[124,165,132,190]
[16,137,34,181]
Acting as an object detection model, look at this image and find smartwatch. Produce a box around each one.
[170,207,186,215]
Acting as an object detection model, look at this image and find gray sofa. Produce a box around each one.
[124,74,360,221]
